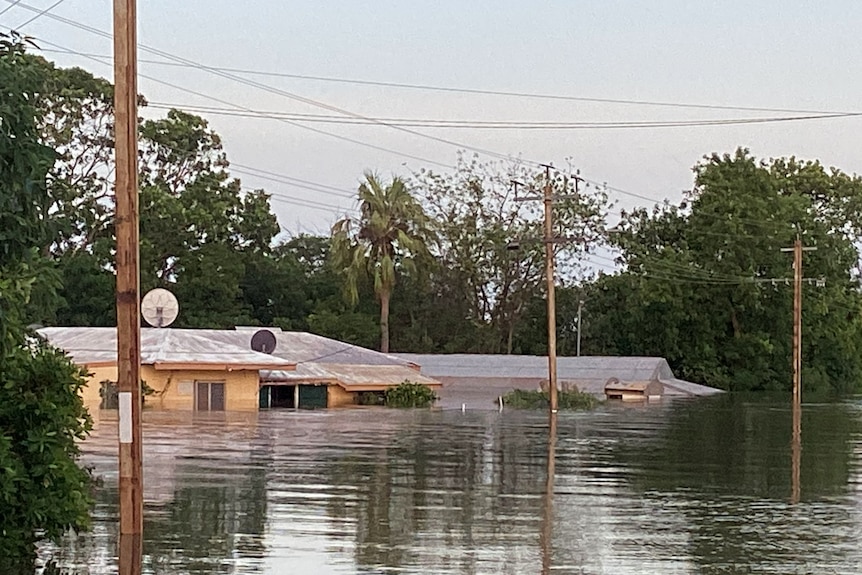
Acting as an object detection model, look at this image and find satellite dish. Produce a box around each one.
[141,288,179,328]
[251,329,277,354]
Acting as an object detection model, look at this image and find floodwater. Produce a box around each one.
[38,395,862,574]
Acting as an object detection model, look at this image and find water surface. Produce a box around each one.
[40,395,862,574]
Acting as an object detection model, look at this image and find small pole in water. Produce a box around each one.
[462,403,466,413]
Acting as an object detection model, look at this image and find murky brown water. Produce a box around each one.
[38,395,862,574]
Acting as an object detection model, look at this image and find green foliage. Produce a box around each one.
[383,381,437,408]
[0,338,94,561]
[0,33,93,563]
[501,388,598,410]
[583,149,862,393]
[412,154,611,353]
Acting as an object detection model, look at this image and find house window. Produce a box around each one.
[195,381,225,411]
[100,380,119,409]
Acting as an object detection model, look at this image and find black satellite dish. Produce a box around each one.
[250,329,277,354]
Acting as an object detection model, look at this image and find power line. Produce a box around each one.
[11,4,552,168]
[1,22,453,169]
[14,11,840,223]
[145,102,859,130]
[231,164,355,198]
[0,0,22,18]
[35,45,858,117]
[13,0,64,29]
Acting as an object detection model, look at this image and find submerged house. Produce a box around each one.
[40,327,440,412]
[394,354,722,409]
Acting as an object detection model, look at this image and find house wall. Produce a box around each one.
[328,385,356,408]
[79,365,260,412]
[83,365,119,409]
[142,367,260,411]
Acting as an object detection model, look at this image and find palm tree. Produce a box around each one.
[331,172,432,353]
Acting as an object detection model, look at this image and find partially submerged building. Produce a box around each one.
[40,327,439,412]
[394,354,722,409]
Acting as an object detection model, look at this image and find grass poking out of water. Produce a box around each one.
[502,389,598,410]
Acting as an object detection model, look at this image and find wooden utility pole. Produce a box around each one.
[113,0,142,544]
[576,299,584,357]
[542,165,558,414]
[781,236,815,405]
[780,235,815,506]
[792,237,802,404]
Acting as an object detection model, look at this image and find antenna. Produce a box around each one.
[250,329,277,354]
[141,288,179,328]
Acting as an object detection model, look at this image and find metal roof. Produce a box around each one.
[38,327,296,370]
[190,327,414,366]
[263,363,440,390]
[394,353,722,403]
[38,327,440,389]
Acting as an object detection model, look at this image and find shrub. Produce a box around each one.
[501,388,598,410]
[384,381,437,408]
[0,337,93,562]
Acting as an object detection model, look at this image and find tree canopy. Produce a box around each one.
[9,50,862,396]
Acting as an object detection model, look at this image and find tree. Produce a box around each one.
[412,154,610,353]
[586,149,862,393]
[331,173,433,352]
[137,110,279,326]
[0,33,92,564]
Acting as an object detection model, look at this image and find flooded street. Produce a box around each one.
[41,396,862,574]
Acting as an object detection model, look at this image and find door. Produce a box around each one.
[298,385,327,409]
[195,381,226,411]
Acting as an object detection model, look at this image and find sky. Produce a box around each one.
[3,0,862,239]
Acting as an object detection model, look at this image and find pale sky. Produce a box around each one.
[3,0,862,239]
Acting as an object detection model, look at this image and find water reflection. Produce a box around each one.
[791,400,801,504]
[540,413,557,575]
[39,397,862,574]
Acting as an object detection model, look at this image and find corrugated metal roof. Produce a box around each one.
[188,327,414,366]
[394,353,722,399]
[38,327,295,369]
[263,363,440,389]
[38,327,441,389]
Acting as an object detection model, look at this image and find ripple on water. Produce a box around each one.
[38,399,862,574]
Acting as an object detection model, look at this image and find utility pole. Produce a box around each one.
[780,236,815,405]
[542,165,559,414]
[778,235,816,505]
[576,299,584,357]
[114,0,142,553]
[510,167,584,415]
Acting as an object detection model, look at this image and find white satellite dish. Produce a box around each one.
[141,288,179,328]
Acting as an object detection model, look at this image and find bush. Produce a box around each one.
[0,337,93,562]
[501,388,598,410]
[384,381,437,408]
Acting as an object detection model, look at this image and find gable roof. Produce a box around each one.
[394,353,722,398]
[38,327,296,371]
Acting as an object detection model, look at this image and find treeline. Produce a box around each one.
[17,48,862,394]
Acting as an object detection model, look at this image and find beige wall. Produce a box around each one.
[83,365,119,410]
[327,384,356,408]
[81,365,261,412]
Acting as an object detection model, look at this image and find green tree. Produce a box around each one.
[0,33,92,564]
[413,154,610,353]
[587,149,862,393]
[331,173,433,352]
